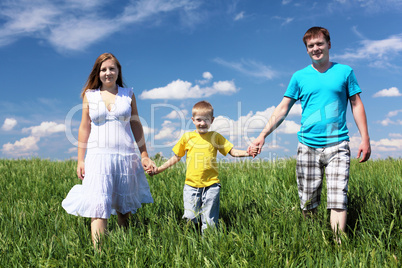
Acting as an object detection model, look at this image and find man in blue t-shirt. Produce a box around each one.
[248,26,371,241]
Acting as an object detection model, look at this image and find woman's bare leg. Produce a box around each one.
[91,218,107,250]
[117,212,131,228]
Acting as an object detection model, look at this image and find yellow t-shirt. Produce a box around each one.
[172,131,233,188]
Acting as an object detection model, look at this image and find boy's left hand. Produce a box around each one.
[248,145,259,158]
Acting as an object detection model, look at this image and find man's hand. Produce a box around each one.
[357,140,371,163]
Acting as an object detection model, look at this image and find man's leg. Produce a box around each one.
[296,142,323,211]
[330,209,347,233]
[325,141,350,243]
[302,207,317,218]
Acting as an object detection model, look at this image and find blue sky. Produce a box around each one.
[1,0,401,160]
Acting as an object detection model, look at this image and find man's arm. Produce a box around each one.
[248,97,296,155]
[350,94,371,162]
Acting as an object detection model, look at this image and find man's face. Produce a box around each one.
[192,113,214,134]
[306,33,331,64]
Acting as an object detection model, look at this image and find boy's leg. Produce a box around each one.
[200,183,221,233]
[183,184,202,224]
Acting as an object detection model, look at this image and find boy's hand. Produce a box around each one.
[247,144,260,158]
[248,146,259,157]
[146,167,159,176]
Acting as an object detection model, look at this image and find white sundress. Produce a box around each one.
[62,87,153,219]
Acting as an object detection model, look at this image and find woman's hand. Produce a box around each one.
[77,161,85,180]
[141,157,156,174]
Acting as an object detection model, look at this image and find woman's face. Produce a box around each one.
[99,59,119,88]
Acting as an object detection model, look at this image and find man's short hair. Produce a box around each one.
[303,26,330,47]
[192,100,214,117]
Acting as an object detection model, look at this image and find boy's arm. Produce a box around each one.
[350,93,371,162]
[228,148,255,157]
[151,154,182,175]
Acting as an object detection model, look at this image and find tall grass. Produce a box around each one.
[0,158,400,267]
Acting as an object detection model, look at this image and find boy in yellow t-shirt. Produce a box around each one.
[148,100,256,232]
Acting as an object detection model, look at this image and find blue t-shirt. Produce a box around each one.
[284,63,362,148]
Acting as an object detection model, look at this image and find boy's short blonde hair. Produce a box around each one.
[192,100,214,117]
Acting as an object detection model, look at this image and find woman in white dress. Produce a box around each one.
[62,53,155,249]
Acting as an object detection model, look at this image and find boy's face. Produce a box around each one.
[192,113,214,134]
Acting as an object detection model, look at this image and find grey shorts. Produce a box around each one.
[183,183,220,232]
[296,141,350,210]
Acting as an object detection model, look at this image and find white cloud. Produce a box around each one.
[333,34,402,66]
[234,11,245,21]
[389,133,402,138]
[203,72,213,80]
[67,147,77,154]
[372,138,402,152]
[350,135,402,158]
[379,118,394,126]
[23,121,66,137]
[197,72,213,85]
[154,120,182,140]
[214,58,278,79]
[2,121,66,157]
[2,136,40,157]
[288,104,302,116]
[373,87,402,97]
[272,16,294,26]
[164,109,188,119]
[139,76,238,100]
[0,0,200,52]
[2,118,17,131]
[387,109,402,117]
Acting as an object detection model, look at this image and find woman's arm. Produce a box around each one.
[129,93,155,171]
[77,96,91,180]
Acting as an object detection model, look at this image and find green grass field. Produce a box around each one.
[0,158,401,267]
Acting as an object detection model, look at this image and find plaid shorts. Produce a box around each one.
[296,141,350,210]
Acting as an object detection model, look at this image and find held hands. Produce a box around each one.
[247,146,259,157]
[247,135,265,158]
[146,166,159,176]
[141,157,156,175]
